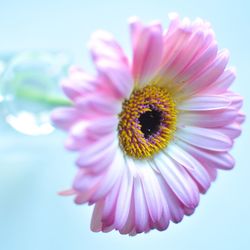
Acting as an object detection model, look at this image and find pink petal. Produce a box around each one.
[76,134,116,167]
[157,175,185,223]
[102,178,121,227]
[236,112,245,124]
[173,42,218,88]
[177,140,235,170]
[161,13,215,78]
[130,17,163,85]
[225,91,243,110]
[217,122,242,140]
[205,68,236,94]
[176,126,232,152]
[91,200,105,232]
[133,175,149,233]
[95,59,133,99]
[178,95,231,111]
[76,144,115,174]
[179,108,238,128]
[160,28,192,78]
[181,49,229,95]
[68,121,89,143]
[166,13,181,36]
[139,166,163,222]
[154,207,170,231]
[203,165,217,182]
[86,116,118,137]
[64,134,91,151]
[166,143,211,193]
[89,149,124,202]
[89,30,129,66]
[183,206,195,216]
[61,71,97,101]
[75,93,121,116]
[115,167,134,230]
[58,189,76,196]
[51,107,81,130]
[118,185,135,234]
[160,31,205,82]
[74,187,97,205]
[155,152,199,208]
[73,169,103,193]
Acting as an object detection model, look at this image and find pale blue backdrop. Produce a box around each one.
[0,0,249,249]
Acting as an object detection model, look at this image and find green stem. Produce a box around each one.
[17,87,72,107]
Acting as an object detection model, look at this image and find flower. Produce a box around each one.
[51,13,244,235]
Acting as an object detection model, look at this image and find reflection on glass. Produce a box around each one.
[0,51,71,135]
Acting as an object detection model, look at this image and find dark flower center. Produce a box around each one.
[118,85,177,159]
[139,109,162,139]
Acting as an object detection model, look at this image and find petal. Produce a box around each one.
[76,134,116,167]
[89,149,125,202]
[161,27,192,76]
[160,14,216,82]
[160,31,205,81]
[181,49,229,96]
[74,187,97,205]
[178,108,238,128]
[217,122,242,139]
[133,175,149,233]
[75,93,122,116]
[166,13,181,36]
[91,200,105,232]
[119,199,135,235]
[178,95,231,111]
[154,205,170,231]
[155,152,199,208]
[86,116,118,137]
[115,166,134,230]
[173,42,218,88]
[76,144,115,174]
[95,59,133,99]
[203,165,217,182]
[157,175,185,223]
[205,68,236,94]
[61,70,97,101]
[225,91,243,110]
[130,17,163,85]
[166,143,211,193]
[236,112,245,124]
[139,166,163,222]
[51,107,81,130]
[89,30,129,66]
[176,126,232,152]
[177,140,235,170]
[102,178,122,227]
[73,169,102,196]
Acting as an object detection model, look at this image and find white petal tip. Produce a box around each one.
[168,12,179,20]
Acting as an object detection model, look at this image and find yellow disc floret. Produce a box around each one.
[118,85,177,159]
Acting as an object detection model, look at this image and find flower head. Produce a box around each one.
[52,13,244,235]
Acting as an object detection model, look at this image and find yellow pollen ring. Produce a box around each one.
[118,85,177,159]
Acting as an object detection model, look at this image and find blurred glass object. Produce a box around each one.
[0,51,71,135]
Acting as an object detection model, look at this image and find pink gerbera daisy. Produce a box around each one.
[51,13,244,235]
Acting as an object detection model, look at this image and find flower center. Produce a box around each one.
[118,85,177,159]
[138,108,162,139]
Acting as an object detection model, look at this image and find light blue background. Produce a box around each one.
[0,0,249,249]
